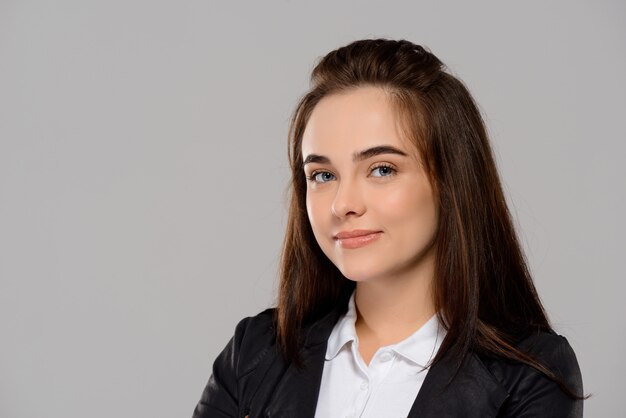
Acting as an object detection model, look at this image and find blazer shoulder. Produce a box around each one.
[517,331,583,392]
[231,307,278,376]
[484,331,584,418]
[191,308,278,417]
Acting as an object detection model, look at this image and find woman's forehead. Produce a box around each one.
[301,87,415,159]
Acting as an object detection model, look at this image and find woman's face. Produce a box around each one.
[301,86,439,283]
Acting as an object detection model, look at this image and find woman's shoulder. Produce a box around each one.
[231,308,276,339]
[480,330,584,417]
[227,308,278,372]
[517,330,578,354]
[513,330,582,385]
[192,309,279,416]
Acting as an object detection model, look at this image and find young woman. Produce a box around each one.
[192,38,585,418]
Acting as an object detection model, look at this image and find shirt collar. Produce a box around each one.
[325,291,359,360]
[324,290,446,368]
[391,312,445,367]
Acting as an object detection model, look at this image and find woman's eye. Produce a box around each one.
[309,171,335,183]
[371,165,396,177]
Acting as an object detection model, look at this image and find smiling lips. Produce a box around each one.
[334,230,382,249]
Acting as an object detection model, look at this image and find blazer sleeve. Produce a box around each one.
[191,316,250,418]
[498,334,584,418]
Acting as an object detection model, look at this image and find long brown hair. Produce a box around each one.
[277,38,582,399]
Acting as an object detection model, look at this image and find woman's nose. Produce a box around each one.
[331,180,366,218]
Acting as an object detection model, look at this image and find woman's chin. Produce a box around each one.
[338,267,381,283]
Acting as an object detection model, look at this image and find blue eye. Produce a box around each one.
[308,171,336,183]
[371,165,395,177]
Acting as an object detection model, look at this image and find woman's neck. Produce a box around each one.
[353,255,436,349]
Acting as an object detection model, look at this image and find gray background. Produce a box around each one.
[1,1,624,417]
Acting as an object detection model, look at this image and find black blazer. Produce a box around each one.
[192,305,583,418]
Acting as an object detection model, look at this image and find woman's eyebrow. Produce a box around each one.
[303,145,408,166]
[354,145,408,161]
[302,154,330,166]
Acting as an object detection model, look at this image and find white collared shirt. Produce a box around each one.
[314,291,447,418]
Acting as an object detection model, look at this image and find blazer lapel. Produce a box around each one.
[407,349,509,417]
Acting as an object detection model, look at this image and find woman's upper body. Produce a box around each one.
[192,38,586,417]
[191,294,583,418]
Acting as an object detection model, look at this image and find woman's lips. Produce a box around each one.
[334,230,382,249]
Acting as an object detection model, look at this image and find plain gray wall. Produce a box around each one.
[1,1,624,417]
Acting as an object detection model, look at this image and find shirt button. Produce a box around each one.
[379,351,393,362]
[360,381,368,390]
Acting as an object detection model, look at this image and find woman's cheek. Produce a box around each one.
[374,185,416,215]
[306,192,332,234]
